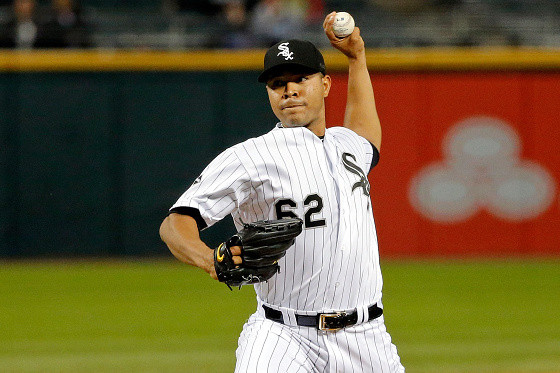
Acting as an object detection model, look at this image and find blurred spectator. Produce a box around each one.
[212,0,259,48]
[40,0,91,48]
[163,0,324,48]
[249,0,313,46]
[451,0,519,46]
[163,0,258,48]
[0,0,41,48]
[0,0,89,48]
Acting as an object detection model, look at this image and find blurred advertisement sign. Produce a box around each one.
[327,72,560,256]
[410,116,556,223]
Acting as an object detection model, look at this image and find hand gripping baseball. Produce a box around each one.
[323,11,365,59]
[214,218,303,290]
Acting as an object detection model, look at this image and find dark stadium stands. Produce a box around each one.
[0,0,558,49]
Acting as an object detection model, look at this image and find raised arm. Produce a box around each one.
[323,12,381,151]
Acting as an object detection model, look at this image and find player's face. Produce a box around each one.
[266,71,331,135]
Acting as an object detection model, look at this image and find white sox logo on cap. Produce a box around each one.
[258,39,325,82]
[277,42,294,60]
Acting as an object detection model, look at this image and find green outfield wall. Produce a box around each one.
[0,69,277,257]
[1,49,559,257]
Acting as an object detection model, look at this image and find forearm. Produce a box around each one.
[344,53,382,150]
[323,11,382,150]
[159,214,215,277]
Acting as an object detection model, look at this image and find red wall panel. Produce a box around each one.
[326,72,560,257]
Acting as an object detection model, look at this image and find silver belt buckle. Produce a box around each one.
[318,312,347,331]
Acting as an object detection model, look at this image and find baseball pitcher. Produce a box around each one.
[160,12,404,372]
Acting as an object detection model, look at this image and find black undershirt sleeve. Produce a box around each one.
[168,206,208,231]
[369,142,380,172]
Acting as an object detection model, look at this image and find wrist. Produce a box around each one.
[201,246,216,273]
[348,51,366,64]
[205,247,219,280]
[186,240,214,273]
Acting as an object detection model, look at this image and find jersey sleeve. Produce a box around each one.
[169,147,250,230]
[329,126,380,173]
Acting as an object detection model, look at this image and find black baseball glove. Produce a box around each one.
[214,218,303,289]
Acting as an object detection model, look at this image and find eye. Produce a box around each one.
[268,80,285,89]
[298,76,309,83]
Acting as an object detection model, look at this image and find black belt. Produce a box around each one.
[262,303,383,331]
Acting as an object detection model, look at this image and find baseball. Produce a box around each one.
[332,12,355,38]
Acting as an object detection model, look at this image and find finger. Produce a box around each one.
[323,13,336,37]
[324,21,339,41]
[232,256,243,265]
[230,245,242,255]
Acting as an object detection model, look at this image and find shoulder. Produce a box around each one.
[327,126,368,148]
[328,126,378,148]
[327,126,380,171]
[327,126,363,140]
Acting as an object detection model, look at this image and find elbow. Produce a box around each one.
[159,216,171,244]
[160,216,182,260]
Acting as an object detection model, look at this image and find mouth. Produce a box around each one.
[281,101,305,110]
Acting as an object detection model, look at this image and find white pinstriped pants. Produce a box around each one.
[235,309,404,373]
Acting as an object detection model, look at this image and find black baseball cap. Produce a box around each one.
[258,39,326,83]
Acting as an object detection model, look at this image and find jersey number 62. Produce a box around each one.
[274,194,326,229]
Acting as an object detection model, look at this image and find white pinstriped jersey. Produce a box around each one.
[171,124,382,312]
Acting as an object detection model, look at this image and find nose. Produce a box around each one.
[282,82,299,98]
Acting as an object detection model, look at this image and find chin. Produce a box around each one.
[282,117,308,128]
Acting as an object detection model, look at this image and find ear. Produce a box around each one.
[322,74,332,98]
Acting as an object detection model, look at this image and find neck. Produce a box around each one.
[306,120,326,137]
[279,111,326,137]
[306,110,326,137]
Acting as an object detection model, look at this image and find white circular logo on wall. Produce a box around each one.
[410,116,556,223]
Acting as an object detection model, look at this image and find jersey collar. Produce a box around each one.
[274,122,326,141]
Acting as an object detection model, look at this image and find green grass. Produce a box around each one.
[1,259,559,372]
[382,259,560,372]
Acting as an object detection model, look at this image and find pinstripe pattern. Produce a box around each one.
[172,124,403,371]
[227,313,405,373]
[172,125,380,311]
